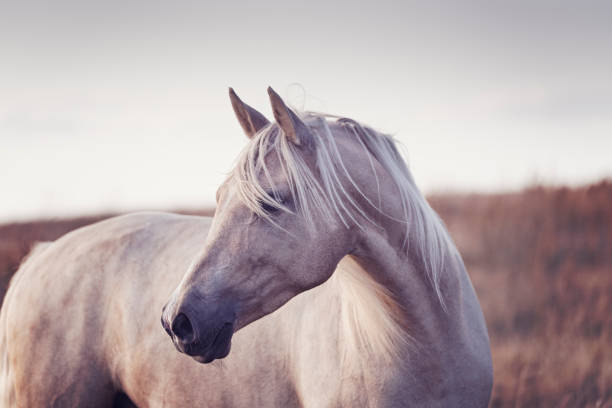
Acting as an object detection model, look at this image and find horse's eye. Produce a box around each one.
[258,196,285,214]
[260,201,279,213]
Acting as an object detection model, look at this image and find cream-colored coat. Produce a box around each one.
[0,88,493,407]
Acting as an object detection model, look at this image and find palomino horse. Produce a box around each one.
[0,88,492,407]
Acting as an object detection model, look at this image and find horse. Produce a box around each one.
[0,87,493,407]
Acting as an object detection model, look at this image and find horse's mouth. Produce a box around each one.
[191,322,234,364]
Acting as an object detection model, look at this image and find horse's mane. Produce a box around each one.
[231,111,457,359]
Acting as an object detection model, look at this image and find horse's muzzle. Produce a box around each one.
[161,303,236,363]
[190,322,234,363]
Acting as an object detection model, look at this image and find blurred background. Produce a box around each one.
[1,1,611,406]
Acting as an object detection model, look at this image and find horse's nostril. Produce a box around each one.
[171,312,195,343]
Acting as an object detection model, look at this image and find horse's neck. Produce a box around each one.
[285,228,460,379]
[277,244,458,406]
[350,230,459,349]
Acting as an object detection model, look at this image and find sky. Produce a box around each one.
[1,0,611,221]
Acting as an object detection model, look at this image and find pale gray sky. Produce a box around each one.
[1,0,611,221]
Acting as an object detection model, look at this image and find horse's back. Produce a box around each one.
[0,212,211,407]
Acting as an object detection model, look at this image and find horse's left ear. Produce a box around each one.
[267,87,310,146]
[229,88,270,139]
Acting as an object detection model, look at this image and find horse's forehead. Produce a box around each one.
[228,117,347,191]
[246,144,292,183]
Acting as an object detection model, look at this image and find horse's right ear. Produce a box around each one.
[229,88,270,139]
[267,87,310,146]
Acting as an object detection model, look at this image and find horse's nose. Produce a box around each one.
[171,312,196,344]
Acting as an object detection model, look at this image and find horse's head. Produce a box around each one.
[162,88,370,363]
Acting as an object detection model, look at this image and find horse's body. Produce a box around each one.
[0,88,492,407]
[1,213,303,407]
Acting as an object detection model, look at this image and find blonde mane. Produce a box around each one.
[332,256,414,364]
[231,111,457,360]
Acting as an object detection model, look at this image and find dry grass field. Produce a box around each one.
[0,182,610,407]
[430,181,612,407]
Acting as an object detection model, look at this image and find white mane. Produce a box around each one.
[231,112,457,360]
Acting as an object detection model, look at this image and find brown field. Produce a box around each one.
[0,182,610,407]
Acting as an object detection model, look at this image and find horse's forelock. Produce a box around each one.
[231,110,456,307]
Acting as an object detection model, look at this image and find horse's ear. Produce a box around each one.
[267,87,309,146]
[229,88,270,138]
